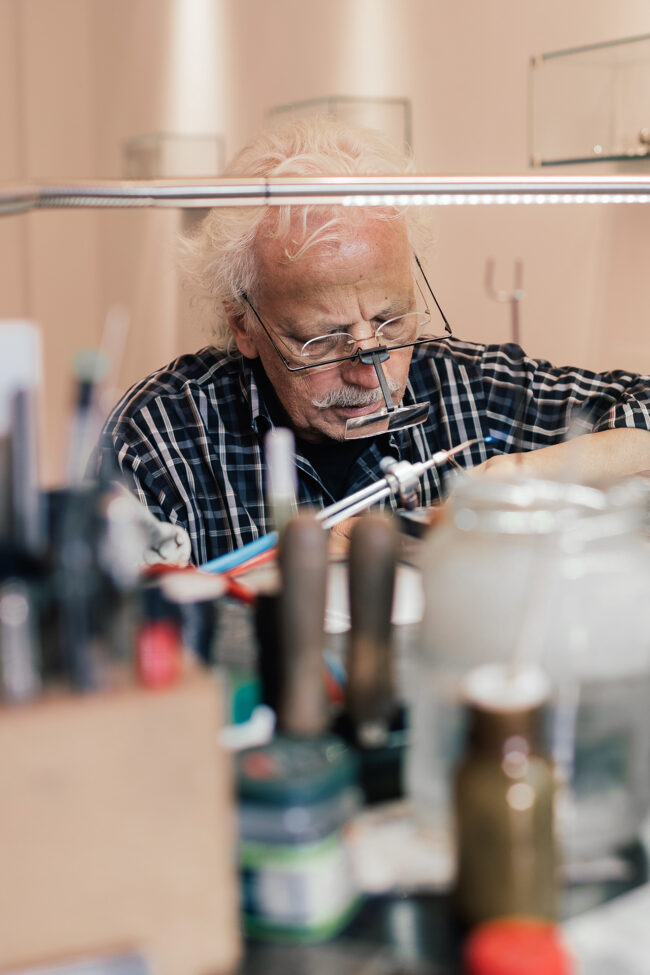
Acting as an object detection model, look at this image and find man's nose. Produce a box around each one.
[339,343,382,387]
[345,323,384,360]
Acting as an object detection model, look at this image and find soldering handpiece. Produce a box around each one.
[318,436,482,529]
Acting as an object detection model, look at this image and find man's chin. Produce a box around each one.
[298,413,357,443]
[304,422,347,443]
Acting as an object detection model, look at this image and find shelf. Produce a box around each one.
[529,33,650,168]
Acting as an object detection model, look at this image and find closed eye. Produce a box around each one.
[289,324,352,343]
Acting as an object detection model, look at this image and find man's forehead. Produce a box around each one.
[255,212,411,287]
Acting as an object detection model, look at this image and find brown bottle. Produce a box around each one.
[453,664,558,926]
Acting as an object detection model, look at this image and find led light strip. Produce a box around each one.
[342,192,650,206]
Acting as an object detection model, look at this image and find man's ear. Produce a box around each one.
[227,308,259,359]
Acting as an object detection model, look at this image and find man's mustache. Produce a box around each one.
[312,378,400,409]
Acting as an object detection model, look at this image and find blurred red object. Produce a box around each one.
[137,620,183,688]
[464,918,573,975]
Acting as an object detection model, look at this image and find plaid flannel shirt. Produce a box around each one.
[95,338,650,565]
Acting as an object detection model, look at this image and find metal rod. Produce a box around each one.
[4,175,650,215]
[365,352,395,414]
[408,437,486,481]
[320,485,393,529]
[315,480,385,523]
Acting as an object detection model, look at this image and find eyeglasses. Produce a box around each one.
[242,255,452,374]
[242,255,452,439]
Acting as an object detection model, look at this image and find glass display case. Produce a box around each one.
[529,33,650,167]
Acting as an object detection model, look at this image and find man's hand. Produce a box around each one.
[111,482,192,567]
[469,429,650,484]
[328,516,358,558]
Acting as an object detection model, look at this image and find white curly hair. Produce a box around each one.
[181,114,429,356]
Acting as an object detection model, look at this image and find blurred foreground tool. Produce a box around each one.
[333,513,408,804]
[276,510,329,737]
[345,513,399,735]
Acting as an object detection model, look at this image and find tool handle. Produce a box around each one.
[346,513,398,728]
[277,511,329,737]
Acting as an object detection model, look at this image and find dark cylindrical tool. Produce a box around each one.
[346,513,399,740]
[276,510,329,737]
[334,513,407,804]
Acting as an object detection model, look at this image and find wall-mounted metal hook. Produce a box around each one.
[485,258,524,346]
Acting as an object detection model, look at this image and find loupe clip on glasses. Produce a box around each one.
[343,345,430,440]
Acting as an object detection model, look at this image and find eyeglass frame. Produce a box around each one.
[240,254,452,374]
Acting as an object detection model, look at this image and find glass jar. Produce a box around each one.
[406,475,650,862]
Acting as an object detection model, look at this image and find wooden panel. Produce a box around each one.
[0,674,241,975]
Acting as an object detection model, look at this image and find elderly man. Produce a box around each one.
[96,117,650,565]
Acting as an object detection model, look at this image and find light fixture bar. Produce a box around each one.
[3,174,650,214]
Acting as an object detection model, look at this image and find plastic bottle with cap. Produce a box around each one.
[453,663,558,926]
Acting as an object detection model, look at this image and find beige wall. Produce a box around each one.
[1,0,649,485]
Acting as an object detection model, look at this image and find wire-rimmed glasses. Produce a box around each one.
[294,310,432,365]
[242,255,452,438]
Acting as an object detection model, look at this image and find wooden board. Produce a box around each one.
[0,673,241,975]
